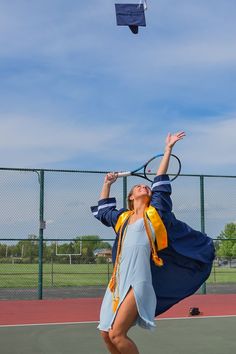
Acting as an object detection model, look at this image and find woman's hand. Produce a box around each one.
[104,172,118,186]
[165,131,186,150]
[100,172,118,199]
[157,131,185,175]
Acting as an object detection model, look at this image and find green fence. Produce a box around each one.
[0,167,235,300]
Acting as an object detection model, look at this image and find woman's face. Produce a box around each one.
[129,184,152,201]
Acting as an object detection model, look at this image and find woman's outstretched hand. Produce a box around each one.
[157,131,185,176]
[165,131,186,150]
[104,172,118,185]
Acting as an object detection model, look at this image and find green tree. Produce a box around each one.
[75,235,111,264]
[0,243,7,257]
[23,235,39,263]
[217,223,236,265]
[232,243,236,257]
[75,235,111,252]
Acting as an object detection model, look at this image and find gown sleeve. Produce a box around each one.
[150,174,172,214]
[91,197,125,228]
[148,175,216,317]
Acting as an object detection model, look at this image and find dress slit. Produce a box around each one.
[110,284,137,329]
[110,283,156,331]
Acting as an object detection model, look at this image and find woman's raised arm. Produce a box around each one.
[100,172,118,199]
[156,131,186,176]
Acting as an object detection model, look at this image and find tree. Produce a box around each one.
[232,243,236,257]
[75,235,111,253]
[75,235,112,264]
[0,243,7,258]
[217,223,236,265]
[24,235,39,263]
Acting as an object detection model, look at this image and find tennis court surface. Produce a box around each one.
[0,294,235,354]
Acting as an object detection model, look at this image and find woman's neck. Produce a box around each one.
[133,200,148,217]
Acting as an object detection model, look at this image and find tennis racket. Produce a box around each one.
[116,153,181,182]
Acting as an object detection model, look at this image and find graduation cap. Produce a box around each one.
[115,2,147,34]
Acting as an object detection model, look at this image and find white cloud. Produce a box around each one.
[106,114,236,174]
[0,112,235,174]
[0,114,132,167]
[172,115,236,171]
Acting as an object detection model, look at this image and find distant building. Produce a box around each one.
[93,248,112,262]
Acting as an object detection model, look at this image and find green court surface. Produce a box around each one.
[1,316,235,354]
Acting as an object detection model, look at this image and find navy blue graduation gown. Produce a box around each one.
[91,174,215,317]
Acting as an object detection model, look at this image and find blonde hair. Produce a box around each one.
[127,184,151,210]
[127,185,137,210]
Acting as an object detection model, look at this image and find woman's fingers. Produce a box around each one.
[166,131,185,141]
[165,131,186,148]
[176,131,186,138]
[105,172,118,184]
[172,131,186,142]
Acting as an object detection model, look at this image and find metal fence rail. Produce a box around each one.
[0,167,235,300]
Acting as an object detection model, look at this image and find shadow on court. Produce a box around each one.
[1,317,235,354]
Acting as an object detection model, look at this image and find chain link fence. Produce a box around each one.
[0,168,235,300]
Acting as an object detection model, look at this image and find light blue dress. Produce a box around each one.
[97,218,157,332]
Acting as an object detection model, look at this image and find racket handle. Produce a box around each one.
[117,171,131,177]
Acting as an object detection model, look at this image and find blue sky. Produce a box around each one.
[0,0,235,174]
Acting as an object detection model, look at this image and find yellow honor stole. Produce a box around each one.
[108,205,168,312]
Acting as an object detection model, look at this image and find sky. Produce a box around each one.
[0,0,235,173]
[0,0,235,243]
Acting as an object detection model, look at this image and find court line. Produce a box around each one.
[0,314,236,328]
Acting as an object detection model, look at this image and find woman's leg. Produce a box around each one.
[100,331,121,354]
[108,286,140,354]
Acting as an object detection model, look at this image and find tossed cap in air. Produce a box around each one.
[115,2,147,34]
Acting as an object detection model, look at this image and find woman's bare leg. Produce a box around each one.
[100,331,121,354]
[108,286,139,354]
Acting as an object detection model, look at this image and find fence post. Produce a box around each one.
[123,177,127,209]
[200,175,207,294]
[38,170,45,300]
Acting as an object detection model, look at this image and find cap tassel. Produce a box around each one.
[112,296,120,312]
[108,276,116,292]
[152,253,163,266]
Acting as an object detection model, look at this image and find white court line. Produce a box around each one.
[0,315,236,328]
[0,321,99,328]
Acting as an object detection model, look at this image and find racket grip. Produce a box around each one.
[117,171,131,177]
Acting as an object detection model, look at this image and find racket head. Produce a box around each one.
[144,153,181,182]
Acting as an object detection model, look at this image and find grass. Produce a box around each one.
[207,266,236,283]
[0,263,113,288]
[0,263,235,288]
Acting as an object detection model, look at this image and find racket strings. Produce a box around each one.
[145,154,181,182]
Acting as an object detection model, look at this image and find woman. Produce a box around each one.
[91,132,215,354]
